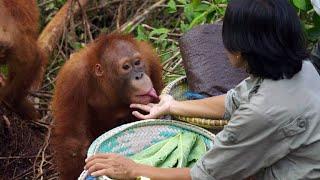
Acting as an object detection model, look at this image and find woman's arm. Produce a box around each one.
[84,153,191,180]
[133,165,191,180]
[170,94,226,119]
[130,94,226,120]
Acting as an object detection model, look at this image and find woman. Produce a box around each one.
[84,0,320,179]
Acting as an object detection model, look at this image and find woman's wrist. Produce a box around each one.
[130,163,191,180]
[130,163,146,179]
[168,99,178,116]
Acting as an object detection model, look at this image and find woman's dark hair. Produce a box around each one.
[222,0,309,80]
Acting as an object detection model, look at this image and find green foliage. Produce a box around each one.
[133,0,227,83]
[168,0,177,13]
[0,65,8,76]
[290,0,320,43]
[132,0,319,80]
[37,0,319,89]
[134,0,227,45]
[177,0,226,32]
[38,0,67,27]
[292,0,312,11]
[70,42,86,51]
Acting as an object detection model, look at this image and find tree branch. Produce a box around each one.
[37,0,91,57]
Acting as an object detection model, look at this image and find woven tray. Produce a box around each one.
[161,76,228,129]
[79,119,215,180]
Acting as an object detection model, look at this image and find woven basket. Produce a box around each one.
[79,119,215,180]
[161,76,228,129]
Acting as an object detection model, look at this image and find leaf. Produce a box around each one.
[194,4,210,12]
[307,26,320,41]
[187,136,207,167]
[130,133,207,168]
[189,5,216,28]
[159,148,179,168]
[129,138,171,160]
[0,65,8,76]
[160,134,207,168]
[177,132,197,168]
[184,4,195,23]
[292,0,312,11]
[47,3,55,10]
[168,0,177,13]
[71,42,85,50]
[177,0,187,4]
[180,21,190,32]
[314,13,320,26]
[159,33,168,49]
[123,24,134,33]
[191,0,201,8]
[149,28,169,38]
[132,135,179,166]
[136,25,148,41]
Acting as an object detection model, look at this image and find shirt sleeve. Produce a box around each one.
[223,88,241,120]
[223,78,249,120]
[191,103,289,180]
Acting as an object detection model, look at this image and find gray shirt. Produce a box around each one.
[191,61,320,180]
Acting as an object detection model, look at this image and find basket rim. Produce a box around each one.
[87,119,215,157]
[79,119,215,180]
[161,76,228,129]
[161,76,187,95]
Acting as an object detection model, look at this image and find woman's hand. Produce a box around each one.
[130,94,175,119]
[84,153,139,179]
[84,153,192,180]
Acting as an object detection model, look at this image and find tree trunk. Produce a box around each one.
[37,0,91,57]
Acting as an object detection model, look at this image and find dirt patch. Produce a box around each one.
[0,105,57,180]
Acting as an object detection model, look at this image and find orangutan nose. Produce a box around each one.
[135,72,144,80]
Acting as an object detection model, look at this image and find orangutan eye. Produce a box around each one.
[134,60,141,66]
[122,64,130,70]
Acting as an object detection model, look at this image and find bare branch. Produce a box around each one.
[37,0,91,57]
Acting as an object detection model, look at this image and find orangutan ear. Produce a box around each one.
[94,64,104,77]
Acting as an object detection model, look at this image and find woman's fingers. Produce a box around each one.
[130,104,152,112]
[85,158,111,170]
[83,154,138,179]
[132,111,154,119]
[87,163,106,174]
[91,169,111,177]
[86,153,117,162]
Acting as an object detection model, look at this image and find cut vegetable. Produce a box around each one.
[130,132,207,168]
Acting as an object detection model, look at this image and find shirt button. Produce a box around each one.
[288,130,295,135]
[298,120,306,128]
[228,134,237,143]
[251,85,260,93]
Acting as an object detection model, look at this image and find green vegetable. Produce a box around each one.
[187,161,196,168]
[130,138,171,160]
[131,134,179,166]
[176,132,197,168]
[158,146,179,168]
[130,132,208,168]
[187,136,207,167]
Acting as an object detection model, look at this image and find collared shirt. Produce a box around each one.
[191,61,320,180]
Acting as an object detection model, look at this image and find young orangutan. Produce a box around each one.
[0,0,47,119]
[51,34,163,179]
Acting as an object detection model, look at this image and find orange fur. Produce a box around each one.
[51,34,163,179]
[0,0,48,119]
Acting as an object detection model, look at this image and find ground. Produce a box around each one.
[0,105,56,180]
